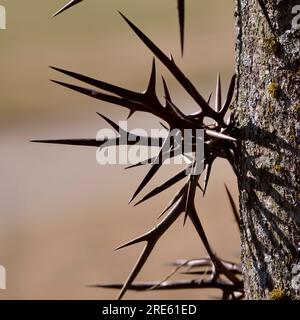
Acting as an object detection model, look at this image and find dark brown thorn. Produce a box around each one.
[50,66,142,101]
[223,147,238,177]
[32,134,163,149]
[93,278,242,293]
[127,110,135,120]
[53,0,83,17]
[215,73,222,112]
[166,99,186,121]
[188,205,241,285]
[124,159,151,170]
[203,159,214,196]
[31,139,105,147]
[207,92,212,105]
[177,0,185,56]
[161,76,172,106]
[115,234,149,251]
[134,167,189,206]
[144,58,156,96]
[224,184,240,228]
[125,143,176,170]
[183,174,198,225]
[197,182,204,192]
[187,203,216,260]
[117,242,155,300]
[222,290,231,300]
[158,186,186,218]
[51,60,167,122]
[220,74,236,118]
[119,12,220,122]
[129,134,173,203]
[116,197,185,299]
[50,79,145,112]
[96,112,126,135]
[159,122,169,130]
[129,163,160,203]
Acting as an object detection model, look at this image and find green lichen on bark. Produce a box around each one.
[234,0,300,299]
[269,288,290,300]
[267,82,280,98]
[263,36,280,55]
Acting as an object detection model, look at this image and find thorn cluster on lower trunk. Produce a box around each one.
[36,2,246,299]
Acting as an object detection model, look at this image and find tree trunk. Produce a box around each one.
[234,0,300,299]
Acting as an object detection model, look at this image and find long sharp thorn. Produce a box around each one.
[215,73,222,113]
[93,278,241,291]
[129,135,172,203]
[119,12,217,119]
[145,58,156,95]
[224,184,240,228]
[161,76,172,104]
[96,112,127,135]
[183,179,192,225]
[134,167,189,206]
[129,164,160,204]
[50,66,142,101]
[159,122,169,130]
[127,110,135,120]
[197,182,204,192]
[118,243,155,300]
[167,99,186,120]
[187,204,217,263]
[193,92,211,115]
[125,141,174,170]
[32,136,163,150]
[207,92,212,105]
[125,159,151,170]
[53,0,83,17]
[51,79,145,112]
[183,175,198,225]
[223,147,239,177]
[187,204,241,286]
[125,163,141,170]
[159,187,185,218]
[177,0,185,56]
[220,74,236,117]
[31,139,104,147]
[117,202,184,299]
[115,234,148,251]
[32,136,155,149]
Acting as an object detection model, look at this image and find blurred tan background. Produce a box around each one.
[0,0,240,299]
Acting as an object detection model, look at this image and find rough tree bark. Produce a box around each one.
[234,0,300,299]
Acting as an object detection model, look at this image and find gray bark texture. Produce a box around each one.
[234,0,300,299]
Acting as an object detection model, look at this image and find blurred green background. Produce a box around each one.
[0,0,239,299]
